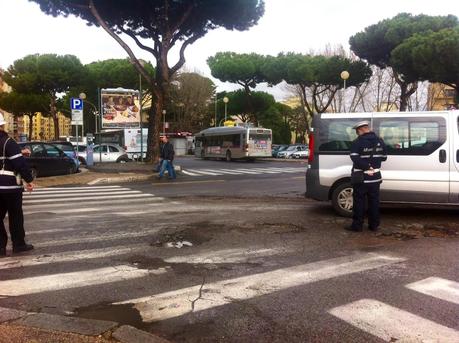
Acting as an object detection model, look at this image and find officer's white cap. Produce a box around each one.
[0,112,5,126]
[352,120,370,130]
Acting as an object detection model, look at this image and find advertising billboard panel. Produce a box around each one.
[101,89,140,129]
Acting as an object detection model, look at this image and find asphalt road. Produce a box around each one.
[0,158,458,342]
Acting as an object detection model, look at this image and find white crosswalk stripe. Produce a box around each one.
[329,298,459,342]
[406,276,459,305]
[181,166,305,176]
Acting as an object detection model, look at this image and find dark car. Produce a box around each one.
[18,142,77,178]
[48,141,80,171]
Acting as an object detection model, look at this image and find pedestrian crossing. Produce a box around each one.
[1,186,458,340]
[181,166,305,176]
[22,185,166,215]
[1,240,458,341]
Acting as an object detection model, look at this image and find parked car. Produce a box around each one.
[291,149,309,159]
[77,143,130,164]
[272,144,288,157]
[18,142,77,178]
[277,144,308,158]
[48,141,80,171]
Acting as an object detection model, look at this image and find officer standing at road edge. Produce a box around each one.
[346,120,387,232]
[0,112,35,257]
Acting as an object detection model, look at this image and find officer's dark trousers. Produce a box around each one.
[0,192,26,248]
[352,182,380,230]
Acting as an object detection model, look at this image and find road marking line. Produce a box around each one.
[181,170,201,176]
[0,244,147,270]
[116,253,405,322]
[199,169,240,175]
[28,188,131,195]
[23,193,154,204]
[0,265,152,296]
[24,190,142,199]
[153,180,225,186]
[23,196,161,209]
[329,299,459,341]
[34,186,122,191]
[187,170,221,176]
[406,277,459,305]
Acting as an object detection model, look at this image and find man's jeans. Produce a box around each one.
[159,159,176,179]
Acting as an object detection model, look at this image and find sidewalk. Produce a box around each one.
[0,307,170,343]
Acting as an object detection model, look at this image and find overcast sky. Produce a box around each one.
[1,0,458,100]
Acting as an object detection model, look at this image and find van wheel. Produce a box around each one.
[225,150,231,162]
[331,182,353,217]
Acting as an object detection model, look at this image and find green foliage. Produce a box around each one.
[4,53,84,94]
[207,52,267,89]
[391,28,459,91]
[259,105,291,144]
[0,92,48,115]
[349,13,458,69]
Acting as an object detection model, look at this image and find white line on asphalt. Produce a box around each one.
[23,193,155,204]
[33,228,163,248]
[186,170,221,176]
[406,277,459,305]
[0,265,153,296]
[24,190,143,199]
[328,299,459,341]
[23,196,163,210]
[199,169,241,175]
[180,170,201,176]
[34,186,123,191]
[116,253,405,322]
[0,244,147,270]
[28,187,131,195]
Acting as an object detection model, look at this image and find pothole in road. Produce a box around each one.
[150,222,215,248]
[74,302,148,330]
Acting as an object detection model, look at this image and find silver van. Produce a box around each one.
[305,111,456,216]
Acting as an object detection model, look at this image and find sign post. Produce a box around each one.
[71,97,84,160]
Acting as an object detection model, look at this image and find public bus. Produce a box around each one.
[194,124,272,161]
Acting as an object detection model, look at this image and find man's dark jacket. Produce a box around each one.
[0,131,33,193]
[160,142,175,161]
[350,131,387,184]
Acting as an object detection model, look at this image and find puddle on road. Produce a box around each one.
[74,302,148,330]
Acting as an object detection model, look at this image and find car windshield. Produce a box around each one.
[286,146,299,151]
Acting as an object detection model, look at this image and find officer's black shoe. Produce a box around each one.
[0,247,6,257]
[344,225,363,232]
[13,244,34,254]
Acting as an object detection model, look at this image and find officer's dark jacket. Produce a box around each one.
[0,131,33,193]
[350,131,387,184]
[160,142,175,161]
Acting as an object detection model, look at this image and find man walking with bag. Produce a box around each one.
[0,112,35,257]
[346,120,387,232]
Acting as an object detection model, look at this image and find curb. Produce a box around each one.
[0,306,170,343]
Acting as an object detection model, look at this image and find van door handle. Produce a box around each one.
[456,150,459,163]
[439,149,446,163]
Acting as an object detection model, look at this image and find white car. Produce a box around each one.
[291,149,309,159]
[277,145,308,158]
[77,143,130,164]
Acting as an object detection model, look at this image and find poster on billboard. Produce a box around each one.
[101,88,140,128]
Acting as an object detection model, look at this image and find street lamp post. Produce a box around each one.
[340,71,350,112]
[223,96,229,123]
[138,59,145,162]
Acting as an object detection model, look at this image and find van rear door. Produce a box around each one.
[374,113,449,203]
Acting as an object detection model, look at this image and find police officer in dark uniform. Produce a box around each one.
[0,112,35,257]
[346,120,387,232]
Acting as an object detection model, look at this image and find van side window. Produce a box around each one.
[375,118,446,155]
[318,120,360,152]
